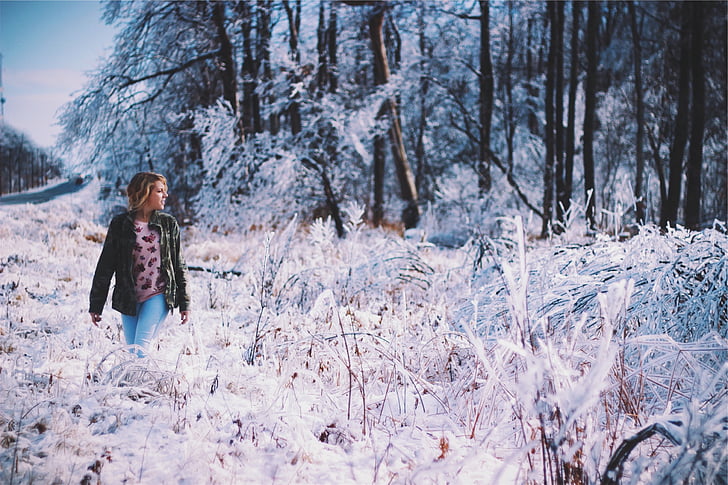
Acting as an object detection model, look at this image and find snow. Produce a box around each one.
[0,182,726,484]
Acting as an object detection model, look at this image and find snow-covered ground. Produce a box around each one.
[0,182,726,484]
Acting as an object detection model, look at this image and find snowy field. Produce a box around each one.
[0,182,726,484]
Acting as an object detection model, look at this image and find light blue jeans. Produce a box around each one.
[121,293,169,357]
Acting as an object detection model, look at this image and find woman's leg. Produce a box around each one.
[133,294,169,355]
[120,313,138,346]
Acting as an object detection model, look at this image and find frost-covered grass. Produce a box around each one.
[0,183,726,484]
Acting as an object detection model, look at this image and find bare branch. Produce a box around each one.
[112,50,220,89]
[601,421,682,485]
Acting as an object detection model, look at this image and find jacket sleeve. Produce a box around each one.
[171,219,191,312]
[89,219,118,314]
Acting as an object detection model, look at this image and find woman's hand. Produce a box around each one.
[180,311,190,325]
[90,313,102,326]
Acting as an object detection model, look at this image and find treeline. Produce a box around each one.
[0,125,62,196]
[59,1,727,234]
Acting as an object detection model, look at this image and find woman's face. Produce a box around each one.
[144,181,168,211]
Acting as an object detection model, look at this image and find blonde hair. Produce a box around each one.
[127,172,167,212]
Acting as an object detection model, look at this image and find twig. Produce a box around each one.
[248,234,272,365]
[139,421,157,483]
[601,421,683,485]
[9,408,22,485]
[335,309,354,421]
[188,265,242,278]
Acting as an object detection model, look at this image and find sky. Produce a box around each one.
[0,0,115,148]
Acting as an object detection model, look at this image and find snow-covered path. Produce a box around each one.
[0,177,90,205]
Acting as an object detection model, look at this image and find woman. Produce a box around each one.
[89,172,190,356]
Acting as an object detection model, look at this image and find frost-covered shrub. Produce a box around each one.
[192,102,311,230]
[466,223,728,342]
[453,217,728,484]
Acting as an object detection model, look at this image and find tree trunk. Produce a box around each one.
[564,1,580,219]
[385,15,402,71]
[211,2,237,117]
[369,7,390,84]
[542,1,557,237]
[526,19,540,136]
[302,156,345,237]
[283,0,302,135]
[317,1,328,93]
[582,0,599,231]
[628,1,646,224]
[554,1,565,227]
[327,2,338,93]
[647,128,668,205]
[660,3,691,230]
[685,1,704,230]
[313,1,341,230]
[239,1,258,138]
[477,0,494,193]
[415,2,430,200]
[503,1,516,173]
[373,134,385,226]
[257,0,278,135]
[368,5,419,228]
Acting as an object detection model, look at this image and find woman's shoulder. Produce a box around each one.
[109,212,132,227]
[152,211,180,227]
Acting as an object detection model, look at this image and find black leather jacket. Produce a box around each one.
[89,211,190,316]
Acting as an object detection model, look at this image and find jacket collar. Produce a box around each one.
[126,210,162,228]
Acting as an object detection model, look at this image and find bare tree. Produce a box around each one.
[414,2,431,201]
[526,18,540,136]
[542,1,565,236]
[542,0,557,236]
[0,127,61,195]
[257,0,277,134]
[238,1,260,137]
[212,2,237,119]
[361,2,419,228]
[477,0,494,193]
[501,1,516,173]
[317,1,329,93]
[327,1,338,93]
[58,1,232,212]
[685,1,705,230]
[660,2,691,230]
[314,1,338,96]
[553,2,565,227]
[563,1,580,220]
[582,0,599,230]
[628,1,646,224]
[283,0,303,135]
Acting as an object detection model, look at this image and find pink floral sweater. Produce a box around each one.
[132,220,167,303]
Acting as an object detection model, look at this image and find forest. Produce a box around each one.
[58,0,727,236]
[0,125,62,196]
[0,1,725,484]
